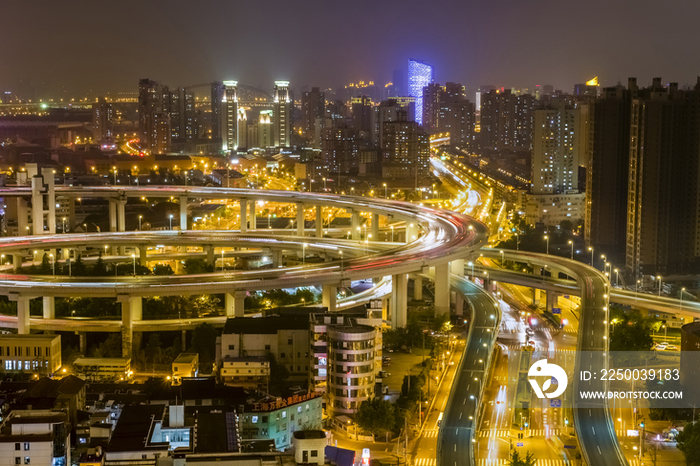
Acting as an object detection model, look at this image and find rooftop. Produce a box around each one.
[107,404,166,453]
[223,315,310,335]
[173,353,199,364]
[293,430,325,440]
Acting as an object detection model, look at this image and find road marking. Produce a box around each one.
[597,446,602,454]
[592,427,596,435]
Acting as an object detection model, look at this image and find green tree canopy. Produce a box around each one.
[507,450,536,466]
[677,420,700,465]
[355,397,396,438]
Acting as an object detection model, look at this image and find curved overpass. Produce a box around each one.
[480,249,627,466]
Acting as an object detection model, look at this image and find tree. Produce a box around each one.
[609,308,655,352]
[677,420,700,465]
[355,397,396,438]
[90,333,122,358]
[190,323,218,367]
[507,450,536,466]
[72,255,87,276]
[268,354,290,396]
[431,313,452,334]
[92,251,108,276]
[184,258,213,275]
[40,253,51,275]
[153,264,174,275]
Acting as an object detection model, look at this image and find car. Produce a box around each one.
[655,343,667,350]
[665,345,678,351]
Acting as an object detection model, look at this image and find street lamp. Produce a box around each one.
[62,217,67,233]
[515,233,520,250]
[657,275,662,296]
[544,235,549,255]
[500,250,504,265]
[680,287,686,312]
[663,324,667,342]
[383,183,387,199]
[468,261,474,279]
[390,225,394,242]
[138,215,142,231]
[339,250,343,272]
[568,240,573,260]
[49,254,54,275]
[588,246,594,266]
[302,243,308,266]
[614,269,619,287]
[169,214,173,230]
[131,254,136,276]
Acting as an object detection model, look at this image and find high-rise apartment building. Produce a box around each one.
[138,78,171,154]
[321,126,360,175]
[211,82,224,143]
[258,110,274,148]
[351,95,374,143]
[92,97,113,142]
[531,99,583,194]
[626,78,700,276]
[375,100,409,148]
[422,83,442,131]
[302,87,325,148]
[438,83,475,151]
[273,81,292,148]
[480,89,534,151]
[222,81,239,152]
[407,59,433,126]
[585,81,635,260]
[382,113,430,185]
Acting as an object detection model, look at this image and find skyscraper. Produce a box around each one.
[211,82,224,144]
[382,113,430,186]
[531,99,583,194]
[422,83,441,131]
[302,87,325,148]
[351,95,374,140]
[222,81,238,152]
[407,59,433,126]
[92,97,113,142]
[273,81,291,148]
[480,89,534,151]
[138,78,171,154]
[322,126,360,175]
[438,84,475,151]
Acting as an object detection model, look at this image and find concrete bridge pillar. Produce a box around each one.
[371,213,379,241]
[31,175,44,235]
[42,167,56,234]
[79,332,86,354]
[43,296,55,319]
[315,206,323,237]
[296,204,305,236]
[434,263,450,316]
[532,288,541,306]
[413,276,423,301]
[351,211,361,240]
[119,295,142,358]
[391,273,408,328]
[240,199,247,233]
[406,222,419,243]
[181,330,187,351]
[249,201,257,230]
[10,293,31,334]
[225,291,247,318]
[450,259,465,277]
[454,294,464,317]
[117,200,126,232]
[205,245,215,268]
[12,254,23,271]
[16,198,29,235]
[322,284,338,313]
[109,200,117,232]
[546,291,557,313]
[138,245,148,267]
[180,196,188,231]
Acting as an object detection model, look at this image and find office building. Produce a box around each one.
[302,87,325,148]
[422,83,442,131]
[237,107,248,149]
[407,59,433,126]
[531,99,584,194]
[0,334,61,374]
[321,126,360,175]
[138,78,171,154]
[480,89,534,151]
[211,81,224,143]
[92,97,113,142]
[273,81,292,148]
[221,81,239,152]
[626,77,700,276]
[585,81,635,259]
[382,113,430,184]
[258,110,274,148]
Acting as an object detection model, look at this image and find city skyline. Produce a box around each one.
[3,0,700,97]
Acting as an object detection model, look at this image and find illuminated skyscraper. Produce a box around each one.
[138,78,171,154]
[273,81,291,148]
[222,81,238,152]
[302,87,325,148]
[92,97,113,142]
[407,59,433,126]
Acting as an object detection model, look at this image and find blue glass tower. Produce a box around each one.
[408,59,433,126]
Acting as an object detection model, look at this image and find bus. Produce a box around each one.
[437,412,444,426]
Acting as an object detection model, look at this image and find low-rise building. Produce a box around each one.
[292,430,327,465]
[0,410,71,466]
[220,356,270,390]
[73,358,131,381]
[172,353,199,381]
[0,334,62,374]
[525,191,585,227]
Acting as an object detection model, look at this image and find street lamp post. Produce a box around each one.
[138,215,142,231]
[568,240,573,260]
[515,233,520,251]
[468,261,474,279]
[169,215,173,230]
[390,225,394,242]
[383,183,387,199]
[614,269,619,287]
[544,235,549,255]
[303,243,307,266]
[339,250,343,272]
[500,250,504,265]
[657,276,662,296]
[680,287,686,312]
[588,246,594,266]
[131,254,136,276]
[222,249,225,272]
[49,254,54,275]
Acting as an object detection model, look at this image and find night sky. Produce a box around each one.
[3,0,700,97]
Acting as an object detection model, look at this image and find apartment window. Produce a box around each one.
[228,345,235,350]
[23,443,29,451]
[14,458,20,465]
[280,353,285,358]
[288,339,293,345]
[265,345,271,350]
[14,443,19,451]
[311,451,318,457]
[24,458,30,465]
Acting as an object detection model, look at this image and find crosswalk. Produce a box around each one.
[474,460,568,466]
[503,344,576,353]
[422,429,438,438]
[478,428,562,438]
[414,458,437,466]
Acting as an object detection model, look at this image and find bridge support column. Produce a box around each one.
[109,200,117,232]
[315,206,323,237]
[450,259,465,277]
[67,197,76,233]
[322,285,338,313]
[225,291,246,318]
[43,296,55,319]
[532,288,541,306]
[351,211,360,240]
[249,201,257,230]
[454,294,464,316]
[546,291,557,313]
[240,200,247,233]
[371,213,379,241]
[119,295,142,358]
[181,330,187,351]
[13,254,23,271]
[296,204,305,236]
[42,167,56,234]
[79,332,86,354]
[272,249,283,267]
[206,246,215,268]
[180,196,188,231]
[16,198,29,235]
[413,276,423,301]
[31,175,44,235]
[10,294,31,334]
[434,263,450,316]
[391,274,408,328]
[117,200,126,232]
[406,222,418,243]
